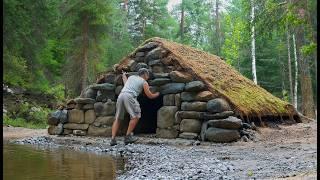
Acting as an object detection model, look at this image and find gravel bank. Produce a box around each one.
[5,121,317,179]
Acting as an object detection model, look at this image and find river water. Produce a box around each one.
[3,143,125,180]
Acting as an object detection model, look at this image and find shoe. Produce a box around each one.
[110,138,117,146]
[124,134,138,145]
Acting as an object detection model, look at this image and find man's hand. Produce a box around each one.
[122,70,128,84]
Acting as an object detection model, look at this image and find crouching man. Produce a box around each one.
[110,68,160,146]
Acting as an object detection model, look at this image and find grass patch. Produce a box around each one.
[3,115,47,129]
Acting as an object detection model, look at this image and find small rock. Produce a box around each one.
[178,132,198,140]
[73,130,86,136]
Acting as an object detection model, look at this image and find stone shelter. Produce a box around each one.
[47,37,300,143]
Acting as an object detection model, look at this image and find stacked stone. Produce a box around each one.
[47,41,252,143]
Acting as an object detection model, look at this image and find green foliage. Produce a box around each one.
[8,102,50,125]
[301,42,317,56]
[3,115,47,129]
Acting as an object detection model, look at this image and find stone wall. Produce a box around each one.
[48,42,255,142]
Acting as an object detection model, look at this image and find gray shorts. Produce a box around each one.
[115,92,141,120]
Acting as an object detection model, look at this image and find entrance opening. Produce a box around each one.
[134,94,163,134]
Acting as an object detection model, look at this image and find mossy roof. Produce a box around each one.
[116,37,298,120]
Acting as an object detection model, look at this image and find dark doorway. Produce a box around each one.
[134,94,163,134]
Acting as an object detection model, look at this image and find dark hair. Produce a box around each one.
[138,68,149,76]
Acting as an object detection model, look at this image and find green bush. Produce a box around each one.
[6,102,51,128]
[3,114,48,129]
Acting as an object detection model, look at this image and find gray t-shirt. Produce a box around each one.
[121,75,146,97]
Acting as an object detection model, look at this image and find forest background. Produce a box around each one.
[3,0,317,126]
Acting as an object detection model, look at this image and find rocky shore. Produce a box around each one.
[7,121,317,180]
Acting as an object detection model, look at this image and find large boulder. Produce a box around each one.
[207,98,231,113]
[135,51,145,57]
[178,111,203,119]
[169,71,193,83]
[179,132,198,140]
[185,81,205,92]
[201,111,234,120]
[137,42,158,52]
[207,116,242,129]
[115,86,123,95]
[82,103,94,110]
[82,88,97,99]
[145,47,167,63]
[180,119,202,133]
[153,73,170,78]
[134,63,148,71]
[181,91,214,101]
[93,116,114,127]
[205,127,240,143]
[148,59,162,66]
[175,93,181,108]
[63,123,89,130]
[94,101,116,116]
[68,109,84,123]
[48,110,68,125]
[84,110,96,124]
[102,100,116,116]
[48,124,63,135]
[181,102,207,112]
[90,83,115,91]
[96,90,116,102]
[157,106,178,128]
[200,121,208,141]
[74,98,95,104]
[87,125,112,137]
[156,128,178,139]
[163,94,175,106]
[160,83,185,94]
[149,78,171,86]
[104,74,116,84]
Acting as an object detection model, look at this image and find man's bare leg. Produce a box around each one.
[126,117,139,135]
[111,119,120,139]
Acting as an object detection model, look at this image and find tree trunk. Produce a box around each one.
[294,18,315,118]
[250,0,257,84]
[292,34,298,109]
[180,0,185,41]
[215,0,221,55]
[286,22,293,104]
[81,14,89,92]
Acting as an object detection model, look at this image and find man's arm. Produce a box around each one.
[122,71,128,84]
[143,82,160,99]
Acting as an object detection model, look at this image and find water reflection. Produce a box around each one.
[4,143,125,180]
